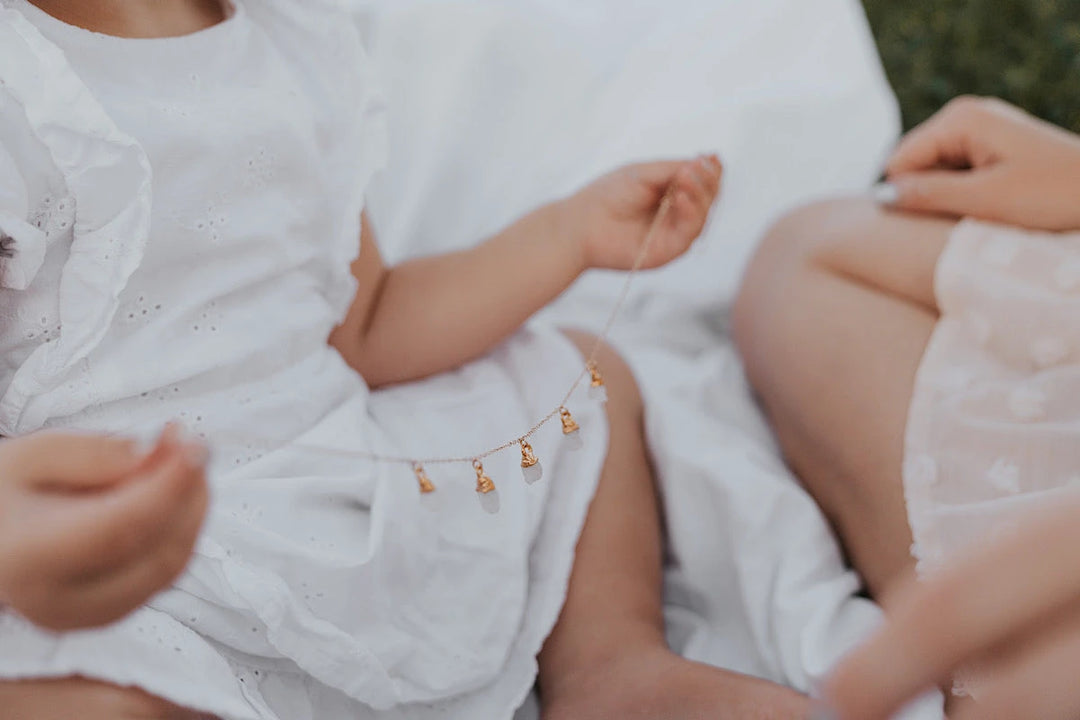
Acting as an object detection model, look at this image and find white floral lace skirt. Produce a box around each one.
[905,219,1080,577]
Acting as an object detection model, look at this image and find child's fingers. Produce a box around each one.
[696,155,723,200]
[2,432,146,491]
[16,456,207,631]
[64,487,208,629]
[671,164,713,225]
[630,159,697,191]
[629,155,723,196]
[60,443,209,578]
[128,422,184,475]
[649,190,705,265]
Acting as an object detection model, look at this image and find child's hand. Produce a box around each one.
[566,155,723,271]
[0,426,209,631]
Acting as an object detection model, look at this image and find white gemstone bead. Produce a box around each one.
[522,462,543,485]
[478,488,501,515]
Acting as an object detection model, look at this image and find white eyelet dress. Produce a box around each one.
[0,2,607,718]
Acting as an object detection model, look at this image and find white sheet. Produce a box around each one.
[356,1,944,717]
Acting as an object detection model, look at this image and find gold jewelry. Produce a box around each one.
[559,407,580,435]
[588,362,604,388]
[474,460,496,495]
[519,439,539,468]
[271,189,676,512]
[414,464,436,495]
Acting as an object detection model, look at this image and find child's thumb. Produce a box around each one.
[9,432,147,490]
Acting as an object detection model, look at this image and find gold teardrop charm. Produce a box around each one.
[588,361,609,403]
[588,362,605,388]
[560,406,580,434]
[520,439,539,468]
[414,464,436,495]
[474,459,501,514]
[474,460,496,494]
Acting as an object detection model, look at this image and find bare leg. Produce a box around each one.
[0,677,206,719]
[732,199,955,602]
[538,330,809,720]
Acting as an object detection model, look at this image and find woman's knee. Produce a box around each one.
[733,198,867,350]
[733,197,950,350]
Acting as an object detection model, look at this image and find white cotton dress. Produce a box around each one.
[905,220,1080,577]
[0,2,607,718]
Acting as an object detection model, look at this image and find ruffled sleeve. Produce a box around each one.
[0,7,153,434]
[0,142,47,290]
[244,0,388,321]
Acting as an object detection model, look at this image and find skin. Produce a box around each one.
[884,96,1080,231]
[733,95,1080,717]
[0,426,208,631]
[823,499,1080,720]
[5,2,812,718]
[27,0,226,38]
[330,159,725,388]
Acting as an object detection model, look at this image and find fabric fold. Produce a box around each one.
[0,6,152,433]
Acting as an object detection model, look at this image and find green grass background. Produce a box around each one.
[860,0,1080,132]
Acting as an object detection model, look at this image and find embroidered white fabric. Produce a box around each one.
[0,2,607,718]
[905,220,1080,578]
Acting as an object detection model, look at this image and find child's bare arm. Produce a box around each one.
[331,156,721,389]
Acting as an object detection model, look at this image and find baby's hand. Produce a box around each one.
[565,155,722,271]
[0,425,209,631]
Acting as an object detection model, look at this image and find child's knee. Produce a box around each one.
[560,330,641,414]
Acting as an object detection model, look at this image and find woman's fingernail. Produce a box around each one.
[872,181,899,205]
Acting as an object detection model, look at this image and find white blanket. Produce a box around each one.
[357,1,944,717]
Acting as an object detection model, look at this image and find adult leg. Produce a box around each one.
[732,198,954,602]
[538,330,809,720]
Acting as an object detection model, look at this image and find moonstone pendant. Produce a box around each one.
[478,488,501,514]
[522,462,544,485]
[589,384,609,403]
[420,488,445,512]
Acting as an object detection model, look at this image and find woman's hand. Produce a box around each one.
[0,677,209,719]
[882,96,1080,231]
[564,155,723,271]
[820,498,1080,720]
[0,426,209,631]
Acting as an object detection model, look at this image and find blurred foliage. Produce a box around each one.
[860,0,1080,132]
